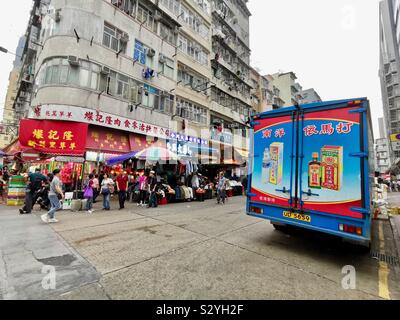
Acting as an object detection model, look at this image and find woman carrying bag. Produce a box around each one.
[84,174,95,214]
[101,174,114,211]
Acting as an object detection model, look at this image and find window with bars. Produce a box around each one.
[159,55,175,79]
[176,99,207,124]
[103,22,127,53]
[137,4,156,32]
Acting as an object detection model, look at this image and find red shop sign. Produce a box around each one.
[86,126,131,153]
[19,119,88,156]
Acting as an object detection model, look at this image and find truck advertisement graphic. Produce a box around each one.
[247,99,373,246]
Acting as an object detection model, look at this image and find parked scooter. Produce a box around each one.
[35,184,50,211]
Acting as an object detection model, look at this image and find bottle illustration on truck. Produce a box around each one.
[308,152,322,189]
[269,142,284,185]
[262,147,271,184]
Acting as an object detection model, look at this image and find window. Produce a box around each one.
[137,4,156,32]
[160,23,176,45]
[178,35,208,66]
[176,98,207,124]
[103,22,127,53]
[134,40,146,65]
[179,4,209,40]
[161,0,180,15]
[159,56,175,79]
[36,57,174,114]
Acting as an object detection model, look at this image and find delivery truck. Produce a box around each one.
[246,98,374,247]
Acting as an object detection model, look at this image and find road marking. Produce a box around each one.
[378,222,391,300]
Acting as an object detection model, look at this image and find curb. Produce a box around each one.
[389,215,400,262]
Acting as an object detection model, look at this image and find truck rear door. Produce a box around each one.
[249,110,297,210]
[298,104,365,219]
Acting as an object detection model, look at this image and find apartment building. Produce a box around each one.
[379,0,400,161]
[0,36,26,149]
[209,0,253,147]
[299,88,322,104]
[8,0,252,163]
[267,71,321,108]
[376,138,391,173]
[268,71,302,107]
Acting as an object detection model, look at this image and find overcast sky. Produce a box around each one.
[0,0,31,120]
[0,0,384,136]
[249,0,383,137]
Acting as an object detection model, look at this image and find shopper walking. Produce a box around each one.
[0,173,5,204]
[92,174,100,203]
[147,171,157,208]
[41,169,63,224]
[101,174,114,211]
[137,172,148,207]
[116,171,129,210]
[84,174,95,214]
[216,172,228,205]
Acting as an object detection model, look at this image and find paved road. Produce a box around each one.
[1,196,399,300]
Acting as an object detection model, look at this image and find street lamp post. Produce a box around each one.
[0,46,22,58]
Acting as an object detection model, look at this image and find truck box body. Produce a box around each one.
[246,98,374,244]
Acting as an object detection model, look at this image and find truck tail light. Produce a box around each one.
[339,224,363,235]
[347,100,362,107]
[251,207,263,214]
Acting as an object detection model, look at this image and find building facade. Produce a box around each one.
[265,71,321,108]
[299,88,322,104]
[0,36,26,149]
[375,137,391,174]
[268,72,302,107]
[379,0,400,162]
[8,0,253,163]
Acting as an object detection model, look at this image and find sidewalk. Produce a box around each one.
[387,193,400,262]
[0,205,102,300]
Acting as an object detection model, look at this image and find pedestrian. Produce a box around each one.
[92,174,100,203]
[216,171,228,205]
[84,174,95,214]
[0,173,5,204]
[148,182,160,208]
[137,172,148,207]
[41,169,63,224]
[116,171,129,210]
[242,175,248,195]
[20,168,47,215]
[147,171,157,208]
[101,174,114,211]
[191,172,200,199]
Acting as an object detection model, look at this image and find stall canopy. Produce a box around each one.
[135,146,178,161]
[106,151,138,166]
[19,119,88,156]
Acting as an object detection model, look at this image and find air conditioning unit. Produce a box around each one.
[147,48,156,57]
[119,32,129,43]
[160,90,170,97]
[55,9,61,22]
[101,66,111,75]
[154,10,162,21]
[68,55,79,67]
[159,54,166,63]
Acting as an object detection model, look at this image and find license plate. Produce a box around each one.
[283,211,312,223]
